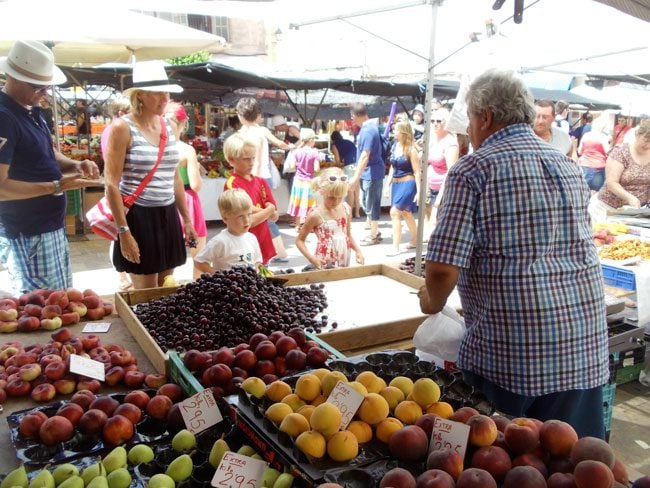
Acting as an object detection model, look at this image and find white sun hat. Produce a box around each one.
[0,40,66,86]
[122,60,183,96]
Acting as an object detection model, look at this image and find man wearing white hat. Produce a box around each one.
[0,40,100,294]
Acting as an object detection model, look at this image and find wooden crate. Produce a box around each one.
[115,264,426,372]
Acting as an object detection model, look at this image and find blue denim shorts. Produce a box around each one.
[361,178,383,221]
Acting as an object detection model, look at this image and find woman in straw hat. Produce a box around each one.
[104,60,197,289]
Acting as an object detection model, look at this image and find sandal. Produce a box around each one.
[406,243,418,250]
[361,234,382,246]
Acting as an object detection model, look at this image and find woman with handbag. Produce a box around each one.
[103,60,197,289]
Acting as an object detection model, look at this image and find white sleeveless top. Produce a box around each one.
[239,124,271,179]
[119,115,179,207]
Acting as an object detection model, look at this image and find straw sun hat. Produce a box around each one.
[122,60,183,96]
[0,40,66,85]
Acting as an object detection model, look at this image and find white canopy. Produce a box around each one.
[0,1,225,66]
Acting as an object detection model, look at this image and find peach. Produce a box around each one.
[81,295,101,309]
[502,466,546,488]
[19,411,48,439]
[85,307,105,321]
[102,302,114,316]
[6,378,31,396]
[103,366,124,386]
[54,375,77,395]
[539,419,578,458]
[41,304,62,319]
[124,390,150,410]
[78,408,108,435]
[456,468,497,488]
[17,315,41,332]
[569,436,615,468]
[76,378,101,393]
[612,458,628,485]
[144,373,167,389]
[110,350,134,367]
[13,353,37,366]
[40,317,63,331]
[46,291,69,309]
[146,394,173,420]
[56,402,85,426]
[546,472,578,488]
[90,396,120,416]
[213,347,235,366]
[83,288,99,297]
[70,389,96,410]
[573,460,614,488]
[102,414,134,446]
[23,304,43,317]
[426,449,464,481]
[415,413,440,439]
[113,403,142,425]
[26,293,46,307]
[51,327,73,342]
[416,469,456,488]
[0,308,17,321]
[467,414,498,447]
[19,363,41,381]
[471,445,512,480]
[234,350,257,371]
[66,288,83,302]
[68,302,87,317]
[157,383,183,402]
[394,400,423,425]
[31,383,57,402]
[504,418,540,454]
[512,453,548,479]
[124,370,145,388]
[379,468,416,488]
[44,361,67,381]
[39,415,74,446]
[449,406,479,424]
[389,425,429,463]
[548,457,575,475]
[375,417,404,444]
[61,312,80,325]
[275,336,298,356]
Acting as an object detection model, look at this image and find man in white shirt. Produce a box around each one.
[534,100,573,157]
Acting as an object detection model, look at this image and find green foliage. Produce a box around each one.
[165,51,210,66]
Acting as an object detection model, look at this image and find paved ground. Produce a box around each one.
[0,213,648,476]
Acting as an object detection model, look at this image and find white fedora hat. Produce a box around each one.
[123,60,183,96]
[0,40,66,86]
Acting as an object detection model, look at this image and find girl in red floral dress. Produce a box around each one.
[295,168,364,269]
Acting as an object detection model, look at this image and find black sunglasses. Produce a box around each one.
[25,81,51,93]
[431,119,443,123]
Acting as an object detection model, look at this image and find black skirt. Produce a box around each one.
[113,203,186,275]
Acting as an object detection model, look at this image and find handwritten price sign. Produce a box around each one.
[69,354,105,381]
[212,451,267,488]
[326,381,364,429]
[430,417,470,459]
[180,389,223,434]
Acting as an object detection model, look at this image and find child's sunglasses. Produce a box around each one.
[326,175,348,182]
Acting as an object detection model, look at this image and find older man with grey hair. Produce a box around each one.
[418,70,609,438]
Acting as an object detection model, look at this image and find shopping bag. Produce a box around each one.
[413,305,466,362]
[270,162,282,189]
[283,149,296,174]
[85,195,136,241]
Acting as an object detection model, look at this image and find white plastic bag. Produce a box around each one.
[413,305,466,362]
[283,149,296,174]
[270,162,281,189]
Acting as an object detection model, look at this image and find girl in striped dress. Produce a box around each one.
[287,128,320,232]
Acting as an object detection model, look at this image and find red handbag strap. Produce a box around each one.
[129,116,168,201]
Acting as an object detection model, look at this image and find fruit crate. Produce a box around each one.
[115,264,425,373]
[601,263,636,291]
[602,382,617,435]
[609,347,646,385]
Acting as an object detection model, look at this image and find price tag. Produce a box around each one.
[82,322,111,333]
[326,381,364,430]
[180,389,223,434]
[429,417,470,459]
[211,451,267,488]
[69,354,105,381]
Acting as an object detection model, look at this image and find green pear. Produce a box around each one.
[0,465,28,488]
[146,474,174,488]
[28,469,55,488]
[52,464,79,486]
[272,473,294,488]
[208,438,230,468]
[106,468,131,488]
[236,445,256,457]
[127,445,154,465]
[101,446,127,474]
[86,477,108,488]
[80,462,106,487]
[56,476,84,488]
[164,454,193,483]
[259,467,281,488]
[171,429,196,452]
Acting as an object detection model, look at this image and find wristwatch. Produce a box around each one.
[118,225,130,234]
[51,180,63,196]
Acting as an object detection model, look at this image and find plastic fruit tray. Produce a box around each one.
[6,390,172,468]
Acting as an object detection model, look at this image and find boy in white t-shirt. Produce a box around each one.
[194,189,263,273]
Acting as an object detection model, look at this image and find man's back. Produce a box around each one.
[428,123,608,396]
[357,121,384,180]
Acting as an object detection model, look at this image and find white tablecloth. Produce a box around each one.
[198,177,290,221]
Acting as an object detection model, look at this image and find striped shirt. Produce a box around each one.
[427,123,609,397]
[119,116,179,207]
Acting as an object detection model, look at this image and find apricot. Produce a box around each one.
[347,381,368,396]
[297,404,315,423]
[347,420,372,443]
[295,373,321,402]
[355,371,386,394]
[311,394,327,407]
[281,393,306,412]
[573,460,614,488]
[569,436,615,468]
[394,400,423,425]
[265,380,292,403]
[279,413,310,438]
[426,448,464,481]
[375,417,403,443]
[357,393,389,425]
[467,414,498,447]
[411,378,441,408]
[456,468,497,488]
[310,402,342,437]
[311,368,330,382]
[539,419,578,458]
[471,445,512,480]
[265,402,293,425]
[321,371,347,397]
[389,376,414,397]
[295,430,326,458]
[326,430,358,462]
[379,468,416,488]
[390,425,429,463]
[379,386,404,411]
[502,466,546,488]
[426,401,454,419]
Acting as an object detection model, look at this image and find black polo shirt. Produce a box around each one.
[0,90,65,238]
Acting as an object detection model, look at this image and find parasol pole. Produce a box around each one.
[414,0,442,277]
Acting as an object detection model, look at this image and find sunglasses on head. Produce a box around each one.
[432,119,443,124]
[326,175,348,182]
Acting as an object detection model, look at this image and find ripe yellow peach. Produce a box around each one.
[326,430,359,462]
[394,400,423,425]
[295,374,321,402]
[347,420,373,444]
[265,380,292,403]
[321,371,348,397]
[357,393,389,425]
[310,402,342,438]
[295,430,326,458]
[411,378,441,408]
[426,401,454,419]
[389,376,414,397]
[265,402,293,425]
[375,417,404,444]
[379,386,405,411]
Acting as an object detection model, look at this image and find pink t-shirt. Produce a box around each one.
[427,133,458,190]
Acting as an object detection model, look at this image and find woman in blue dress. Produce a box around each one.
[385,121,421,257]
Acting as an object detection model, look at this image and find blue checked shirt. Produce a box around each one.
[427,123,609,396]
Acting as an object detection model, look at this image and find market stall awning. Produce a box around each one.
[593,0,650,22]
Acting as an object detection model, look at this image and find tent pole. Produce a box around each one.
[283,90,305,125]
[52,86,61,152]
[309,88,329,127]
[414,0,442,277]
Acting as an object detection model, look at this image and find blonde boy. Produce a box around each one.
[194,189,262,273]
